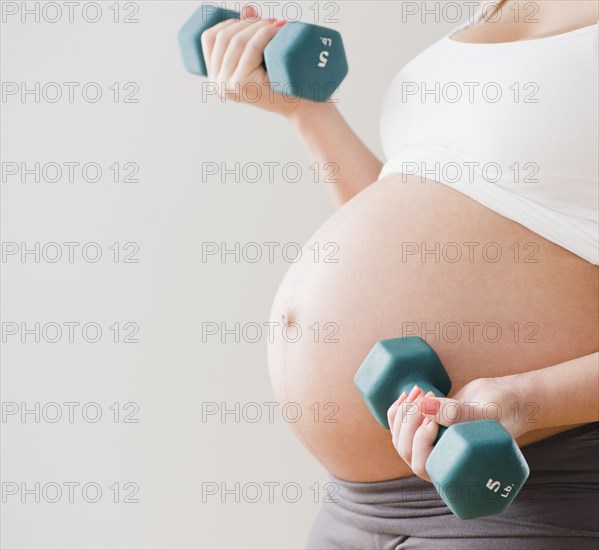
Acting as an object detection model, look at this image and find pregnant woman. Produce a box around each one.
[201,0,598,547]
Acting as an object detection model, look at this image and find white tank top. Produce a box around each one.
[379,17,599,265]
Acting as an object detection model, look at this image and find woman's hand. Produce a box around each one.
[200,5,313,117]
[200,6,382,204]
[387,376,530,482]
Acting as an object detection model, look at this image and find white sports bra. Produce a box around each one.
[379,15,599,264]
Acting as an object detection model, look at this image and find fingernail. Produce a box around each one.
[242,5,258,20]
[422,417,431,426]
[395,391,408,404]
[390,392,407,411]
[274,19,287,27]
[420,396,439,415]
[407,385,421,401]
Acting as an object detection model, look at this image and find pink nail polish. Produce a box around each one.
[274,19,287,27]
[420,397,439,415]
[391,392,407,410]
[407,385,421,401]
[396,391,408,403]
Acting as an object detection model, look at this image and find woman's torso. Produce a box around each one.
[267,3,599,482]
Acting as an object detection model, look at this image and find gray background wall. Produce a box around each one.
[1,1,474,548]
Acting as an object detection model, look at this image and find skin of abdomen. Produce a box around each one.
[267,174,598,482]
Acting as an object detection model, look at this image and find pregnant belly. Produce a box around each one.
[267,175,598,482]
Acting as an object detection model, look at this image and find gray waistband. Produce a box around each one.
[328,422,599,502]
[306,423,599,549]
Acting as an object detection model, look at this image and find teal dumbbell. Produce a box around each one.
[178,4,348,101]
[354,336,530,520]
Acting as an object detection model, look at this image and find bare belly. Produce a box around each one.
[267,175,598,482]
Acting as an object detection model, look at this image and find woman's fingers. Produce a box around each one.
[391,385,422,458]
[395,396,424,465]
[410,417,438,481]
[209,20,255,79]
[391,389,480,479]
[201,11,280,86]
[235,23,279,78]
[201,19,238,75]
[222,20,274,79]
[387,391,408,431]
[388,388,440,478]
[241,4,259,20]
[420,395,470,427]
[196,8,295,113]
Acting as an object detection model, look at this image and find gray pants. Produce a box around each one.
[306,423,599,549]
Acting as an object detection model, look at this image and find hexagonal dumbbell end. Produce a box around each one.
[264,22,348,101]
[427,420,530,519]
[355,337,451,429]
[355,336,530,519]
[178,5,239,76]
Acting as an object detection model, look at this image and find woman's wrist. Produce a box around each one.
[495,372,542,438]
[287,99,339,129]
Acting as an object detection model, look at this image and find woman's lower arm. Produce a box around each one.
[513,352,599,433]
[289,101,383,205]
